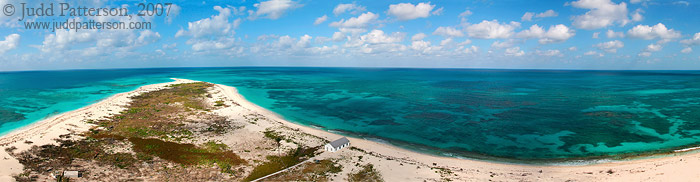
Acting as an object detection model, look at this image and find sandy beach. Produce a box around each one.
[2,78,700,181]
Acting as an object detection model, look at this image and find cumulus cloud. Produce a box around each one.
[462,45,479,54]
[505,47,525,56]
[330,12,379,34]
[433,27,464,37]
[645,44,662,52]
[536,49,562,57]
[176,6,243,52]
[681,47,692,53]
[522,10,558,21]
[387,2,436,20]
[517,24,575,44]
[333,3,366,15]
[606,30,624,38]
[521,12,534,21]
[165,4,181,24]
[569,47,577,51]
[0,34,20,54]
[465,20,520,39]
[584,50,604,56]
[249,0,301,20]
[176,6,239,39]
[594,40,624,53]
[411,33,427,41]
[314,15,328,25]
[627,23,681,41]
[360,30,404,44]
[680,32,700,46]
[332,32,346,42]
[569,0,630,29]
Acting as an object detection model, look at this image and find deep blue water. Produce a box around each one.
[2,67,700,161]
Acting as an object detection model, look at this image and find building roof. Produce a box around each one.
[328,137,350,148]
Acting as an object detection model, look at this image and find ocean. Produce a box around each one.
[2,67,700,161]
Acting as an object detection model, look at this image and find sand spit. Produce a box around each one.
[1,78,700,181]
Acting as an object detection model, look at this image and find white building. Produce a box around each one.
[325,137,350,152]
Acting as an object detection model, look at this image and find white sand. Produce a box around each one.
[0,78,196,181]
[2,79,700,181]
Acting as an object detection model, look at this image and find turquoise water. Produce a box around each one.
[2,68,700,161]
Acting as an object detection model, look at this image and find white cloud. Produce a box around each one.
[627,23,681,40]
[505,47,525,56]
[440,38,453,46]
[606,30,624,38]
[432,7,444,15]
[0,34,20,54]
[522,10,557,21]
[631,9,643,22]
[584,50,603,56]
[645,44,662,52]
[638,52,651,57]
[674,1,690,6]
[176,6,243,52]
[465,20,520,39]
[333,3,366,15]
[462,45,479,54]
[491,39,520,49]
[630,0,646,4]
[593,32,600,39]
[249,0,300,20]
[410,40,441,54]
[536,10,558,18]
[681,47,692,53]
[521,12,534,21]
[136,30,161,46]
[536,49,562,57]
[569,0,630,29]
[314,15,328,25]
[517,24,575,44]
[165,4,181,24]
[330,12,379,34]
[680,32,700,46]
[176,6,237,39]
[360,30,404,44]
[411,33,427,41]
[594,40,624,53]
[387,2,436,20]
[332,32,346,42]
[433,27,464,37]
[569,47,577,51]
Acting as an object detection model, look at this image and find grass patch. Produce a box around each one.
[129,137,245,174]
[243,146,319,181]
[348,164,383,182]
[13,138,139,182]
[96,82,213,139]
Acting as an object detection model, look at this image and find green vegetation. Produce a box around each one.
[348,164,383,182]
[14,82,249,181]
[214,100,226,107]
[264,159,343,181]
[95,82,213,139]
[129,137,245,174]
[243,146,319,181]
[13,138,139,181]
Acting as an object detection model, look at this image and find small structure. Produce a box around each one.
[63,171,82,178]
[325,137,350,152]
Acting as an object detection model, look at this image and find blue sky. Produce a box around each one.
[0,0,698,71]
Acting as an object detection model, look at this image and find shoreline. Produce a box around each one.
[0,78,197,181]
[1,79,700,181]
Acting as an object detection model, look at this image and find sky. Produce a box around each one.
[0,0,699,71]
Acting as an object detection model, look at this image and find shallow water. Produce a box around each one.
[2,67,700,161]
